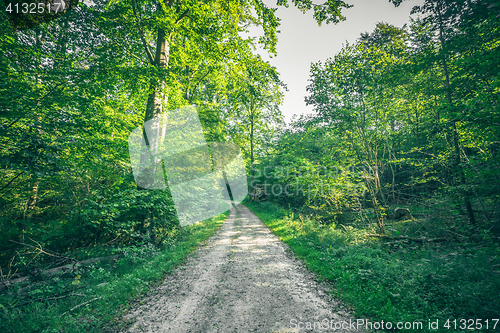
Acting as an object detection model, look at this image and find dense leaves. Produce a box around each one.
[0,0,350,275]
[253,0,500,236]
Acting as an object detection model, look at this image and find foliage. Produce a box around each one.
[246,201,500,333]
[0,212,226,333]
[1,0,499,329]
[252,1,500,235]
[0,0,285,268]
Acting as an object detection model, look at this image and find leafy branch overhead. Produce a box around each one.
[278,0,352,24]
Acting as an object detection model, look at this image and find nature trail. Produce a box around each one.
[123,204,363,332]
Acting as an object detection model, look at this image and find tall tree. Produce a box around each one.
[107,0,353,188]
[409,0,478,225]
[224,55,285,199]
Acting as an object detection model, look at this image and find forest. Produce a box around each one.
[0,0,499,332]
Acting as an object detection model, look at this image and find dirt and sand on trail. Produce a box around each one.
[122,204,366,333]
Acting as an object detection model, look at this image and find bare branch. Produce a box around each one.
[0,171,25,196]
[61,297,101,316]
[9,238,76,262]
[366,234,447,243]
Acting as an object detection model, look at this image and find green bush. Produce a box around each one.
[76,188,179,245]
[246,200,500,332]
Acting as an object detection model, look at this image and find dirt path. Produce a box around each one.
[123,204,364,333]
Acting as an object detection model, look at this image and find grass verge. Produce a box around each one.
[0,211,228,333]
[244,200,500,333]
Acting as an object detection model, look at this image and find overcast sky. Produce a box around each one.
[249,0,424,123]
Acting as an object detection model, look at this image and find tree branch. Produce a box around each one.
[131,0,155,65]
[3,71,81,130]
[366,234,447,243]
[175,8,190,24]
[61,297,101,316]
[187,68,212,100]
[9,238,76,262]
[0,171,25,196]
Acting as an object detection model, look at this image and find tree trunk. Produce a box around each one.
[137,28,171,191]
[137,28,172,241]
[249,102,255,201]
[144,29,169,124]
[24,180,39,220]
[437,15,477,226]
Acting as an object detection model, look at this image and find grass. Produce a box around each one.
[0,211,228,333]
[244,200,500,333]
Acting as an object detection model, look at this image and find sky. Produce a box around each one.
[248,0,424,123]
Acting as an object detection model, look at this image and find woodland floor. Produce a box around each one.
[121,204,364,333]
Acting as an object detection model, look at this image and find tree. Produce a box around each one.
[305,30,410,233]
[223,54,285,200]
[406,0,478,226]
[390,0,500,230]
[96,0,354,189]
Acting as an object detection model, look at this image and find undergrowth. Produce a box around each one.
[245,200,500,333]
[0,211,227,333]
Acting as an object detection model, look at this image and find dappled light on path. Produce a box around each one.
[123,204,363,332]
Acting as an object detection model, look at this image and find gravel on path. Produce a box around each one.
[123,203,365,333]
